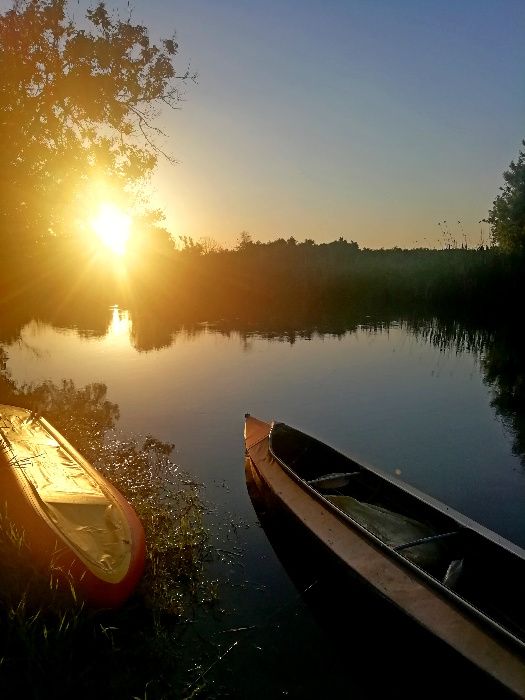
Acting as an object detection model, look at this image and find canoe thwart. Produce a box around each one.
[307,472,360,489]
[394,530,461,552]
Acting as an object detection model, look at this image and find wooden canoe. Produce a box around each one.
[244,414,525,697]
[0,404,146,608]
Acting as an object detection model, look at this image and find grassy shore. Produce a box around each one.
[0,372,217,699]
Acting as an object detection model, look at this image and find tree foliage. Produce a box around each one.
[0,0,191,252]
[487,140,525,252]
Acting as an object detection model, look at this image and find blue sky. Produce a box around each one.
[141,0,523,248]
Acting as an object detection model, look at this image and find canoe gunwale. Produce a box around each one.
[269,421,525,561]
[251,419,525,656]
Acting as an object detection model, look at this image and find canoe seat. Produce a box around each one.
[325,495,450,572]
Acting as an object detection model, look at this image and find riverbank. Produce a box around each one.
[1,242,523,328]
[0,366,216,698]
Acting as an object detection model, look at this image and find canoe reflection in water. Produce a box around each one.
[244,415,525,699]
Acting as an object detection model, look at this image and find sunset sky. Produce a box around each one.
[136,0,523,249]
[6,0,520,249]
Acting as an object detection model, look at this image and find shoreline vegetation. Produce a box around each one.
[0,362,218,698]
[1,237,524,327]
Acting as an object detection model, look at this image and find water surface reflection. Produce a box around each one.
[1,305,524,697]
[2,309,525,537]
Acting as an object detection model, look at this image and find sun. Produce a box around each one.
[90,203,131,256]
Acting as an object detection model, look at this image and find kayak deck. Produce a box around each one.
[0,405,138,591]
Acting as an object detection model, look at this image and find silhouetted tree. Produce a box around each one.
[178,235,203,254]
[0,0,193,254]
[235,230,254,251]
[198,236,223,254]
[487,140,525,252]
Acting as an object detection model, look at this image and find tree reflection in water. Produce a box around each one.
[3,301,525,468]
[407,318,525,468]
[482,327,525,466]
[130,306,525,470]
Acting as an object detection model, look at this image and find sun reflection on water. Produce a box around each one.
[108,306,132,340]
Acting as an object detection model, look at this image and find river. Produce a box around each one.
[1,306,523,698]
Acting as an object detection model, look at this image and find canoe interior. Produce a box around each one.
[269,422,525,648]
[244,456,510,699]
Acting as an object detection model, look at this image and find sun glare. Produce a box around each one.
[108,306,131,338]
[91,203,131,256]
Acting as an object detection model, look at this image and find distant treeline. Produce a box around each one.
[1,235,523,323]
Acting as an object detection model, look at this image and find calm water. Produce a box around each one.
[1,307,524,697]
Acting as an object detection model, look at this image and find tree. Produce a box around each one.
[177,235,203,255]
[0,0,193,254]
[236,230,253,251]
[487,140,525,252]
[199,236,223,254]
